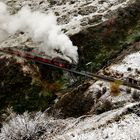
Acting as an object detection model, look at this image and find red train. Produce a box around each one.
[0,47,76,69]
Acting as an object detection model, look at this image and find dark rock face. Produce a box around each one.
[53,82,94,118]
[127,104,140,117]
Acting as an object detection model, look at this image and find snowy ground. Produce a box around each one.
[49,103,140,140]
[1,102,140,140]
[110,51,140,80]
[89,49,140,105]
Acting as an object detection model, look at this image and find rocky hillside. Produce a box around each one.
[1,0,140,139]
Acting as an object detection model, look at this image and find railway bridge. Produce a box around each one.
[0,47,140,90]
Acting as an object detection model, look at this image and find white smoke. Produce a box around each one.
[0,2,78,63]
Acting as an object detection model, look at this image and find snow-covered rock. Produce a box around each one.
[49,103,140,140]
[110,51,140,80]
[0,0,135,40]
[1,102,140,140]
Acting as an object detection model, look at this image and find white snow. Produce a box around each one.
[1,103,139,140]
[61,0,132,35]
[110,51,140,79]
[50,103,140,140]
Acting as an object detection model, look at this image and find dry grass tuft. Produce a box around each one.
[110,80,121,96]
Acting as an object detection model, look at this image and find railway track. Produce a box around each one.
[34,59,140,90]
[1,48,140,90]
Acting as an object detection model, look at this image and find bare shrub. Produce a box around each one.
[0,112,51,140]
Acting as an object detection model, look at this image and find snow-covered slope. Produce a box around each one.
[2,0,135,35]
[1,103,140,140]
[110,51,140,80]
[49,103,140,140]
[45,48,140,140]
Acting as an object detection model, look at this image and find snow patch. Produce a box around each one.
[110,51,140,79]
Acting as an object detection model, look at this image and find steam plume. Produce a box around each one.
[0,2,78,63]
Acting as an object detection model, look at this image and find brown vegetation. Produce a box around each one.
[110,81,121,96]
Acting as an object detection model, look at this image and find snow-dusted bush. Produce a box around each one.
[0,112,51,140]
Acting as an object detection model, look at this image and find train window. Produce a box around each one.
[59,63,64,67]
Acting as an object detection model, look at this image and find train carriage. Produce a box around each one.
[0,47,76,69]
